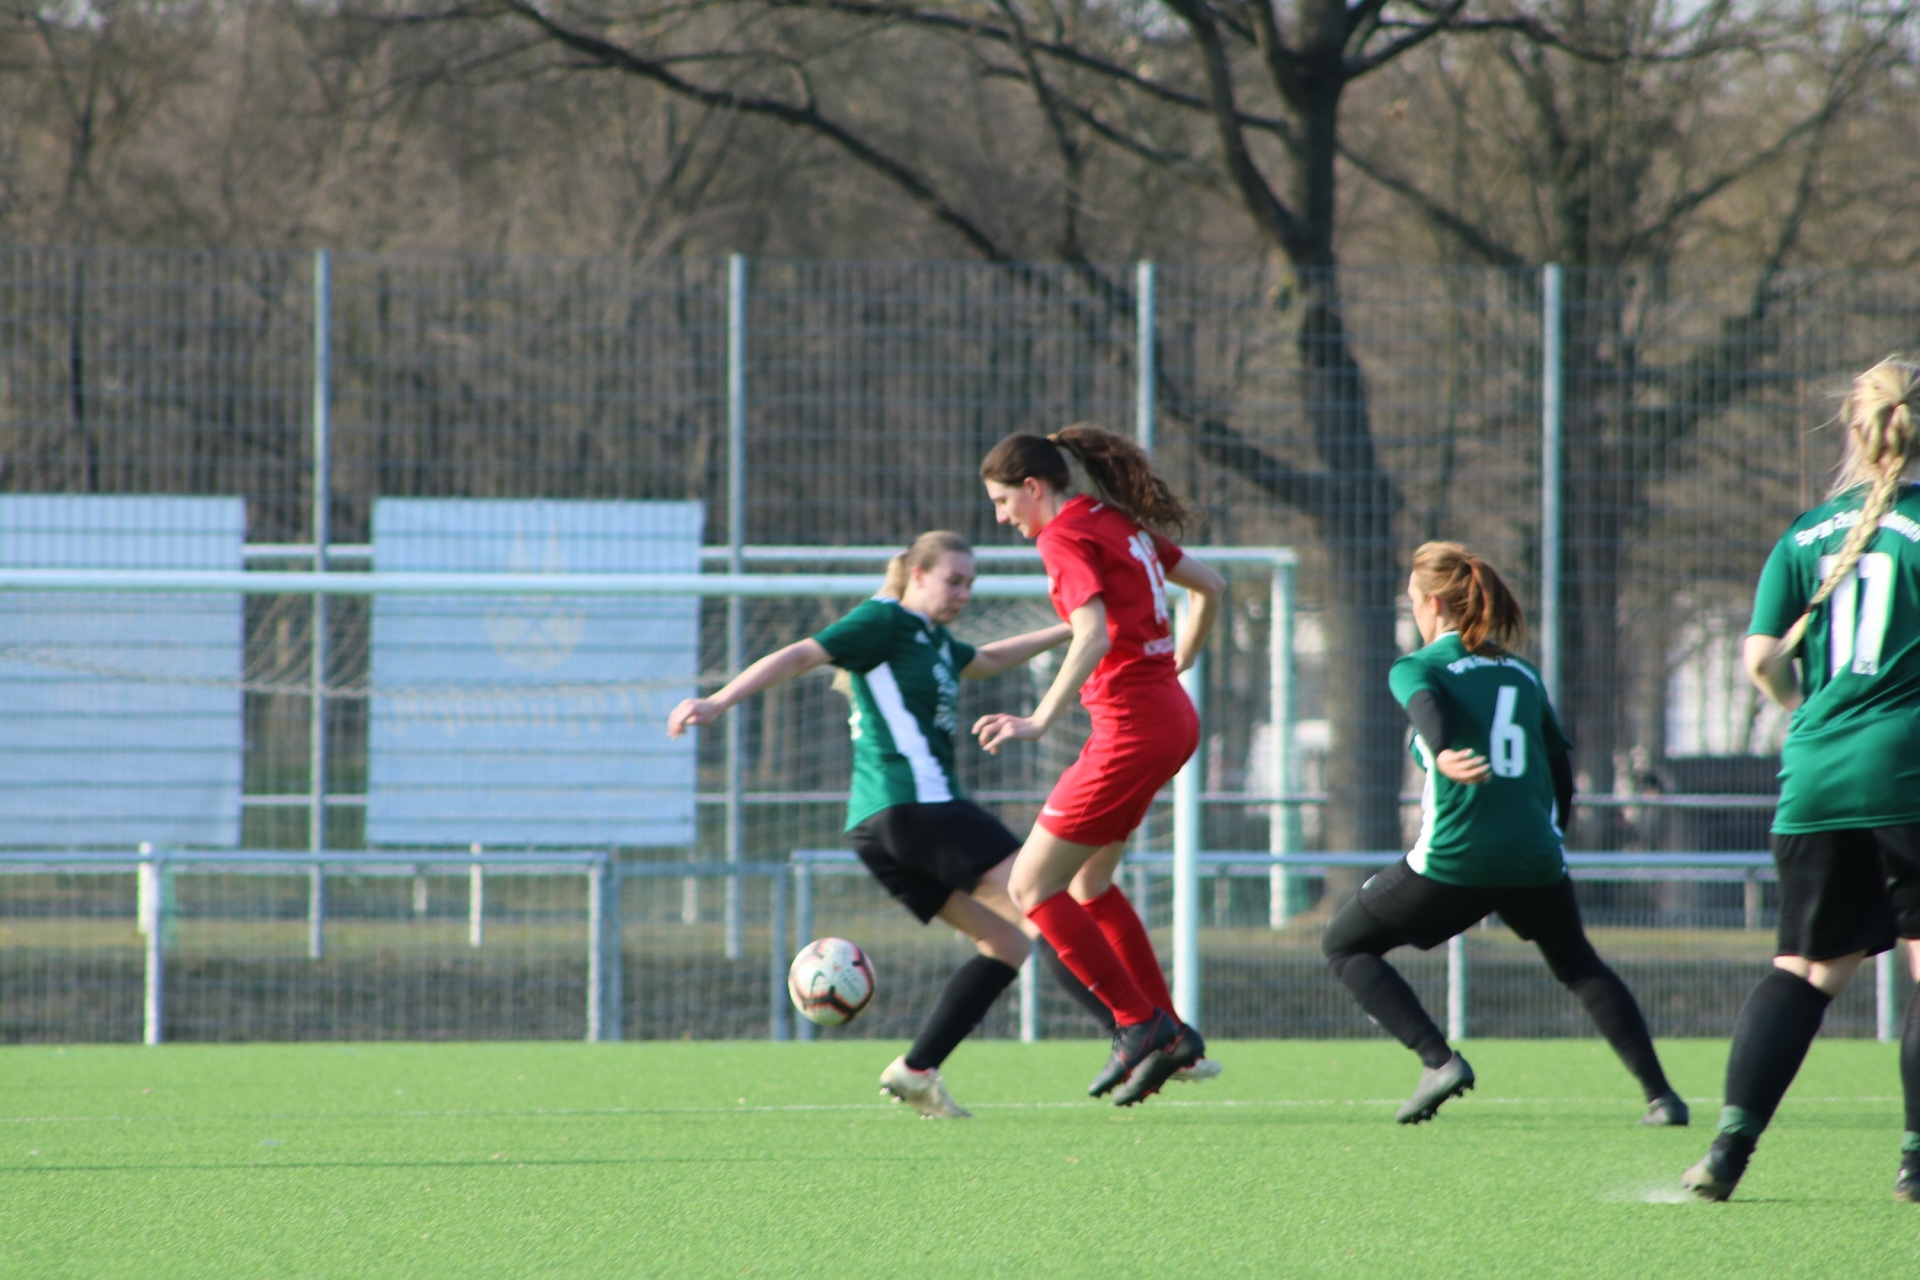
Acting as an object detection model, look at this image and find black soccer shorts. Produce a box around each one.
[1772,824,1920,961]
[847,800,1021,924]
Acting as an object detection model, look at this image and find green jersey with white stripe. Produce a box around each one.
[813,598,978,831]
[1749,484,1920,833]
[1389,633,1571,888]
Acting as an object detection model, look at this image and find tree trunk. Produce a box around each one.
[1298,275,1403,858]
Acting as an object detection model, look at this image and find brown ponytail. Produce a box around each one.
[979,424,1190,536]
[1780,356,1920,653]
[880,530,972,599]
[1411,541,1526,656]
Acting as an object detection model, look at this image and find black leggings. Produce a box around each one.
[1322,860,1671,1098]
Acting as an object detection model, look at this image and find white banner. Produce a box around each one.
[367,499,702,848]
[0,496,245,848]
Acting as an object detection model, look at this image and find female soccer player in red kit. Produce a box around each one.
[974,426,1226,1106]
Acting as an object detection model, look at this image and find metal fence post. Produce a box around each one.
[1540,263,1565,712]
[1172,593,1201,1025]
[140,847,165,1045]
[1447,933,1469,1041]
[1270,556,1299,926]
[1877,950,1897,1043]
[723,252,748,961]
[587,855,607,1043]
[1135,260,1155,453]
[794,858,816,1041]
[469,846,485,949]
[606,856,624,1041]
[1019,953,1039,1044]
[770,863,790,1041]
[308,247,332,963]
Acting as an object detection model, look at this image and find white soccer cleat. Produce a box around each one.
[879,1055,972,1119]
[1172,1056,1223,1084]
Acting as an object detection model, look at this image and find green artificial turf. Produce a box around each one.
[0,1038,1911,1278]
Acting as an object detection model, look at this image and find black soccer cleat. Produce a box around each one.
[1111,1019,1206,1108]
[1682,1133,1756,1202]
[1640,1090,1691,1127]
[1896,1153,1920,1204]
[1394,1051,1474,1124]
[1086,1009,1179,1098]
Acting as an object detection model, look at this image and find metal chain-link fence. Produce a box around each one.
[3,246,1915,1043]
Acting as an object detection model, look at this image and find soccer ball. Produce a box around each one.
[787,937,876,1026]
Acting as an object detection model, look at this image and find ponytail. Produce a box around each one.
[1411,541,1525,656]
[1781,356,1920,653]
[980,424,1190,536]
[880,530,971,599]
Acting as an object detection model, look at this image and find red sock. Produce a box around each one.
[1083,885,1175,1014]
[1026,892,1157,1027]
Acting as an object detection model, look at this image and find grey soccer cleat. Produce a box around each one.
[1111,1019,1205,1108]
[1394,1051,1474,1124]
[1682,1134,1755,1202]
[1640,1091,1691,1127]
[879,1056,971,1119]
[1172,1056,1223,1084]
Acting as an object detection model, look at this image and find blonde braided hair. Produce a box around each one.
[1780,356,1920,653]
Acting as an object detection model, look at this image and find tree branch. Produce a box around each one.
[494,0,1015,261]
[1345,0,1467,76]
[1159,0,1307,255]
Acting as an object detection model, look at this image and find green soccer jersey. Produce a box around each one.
[1749,484,1920,834]
[812,598,978,831]
[1388,633,1572,888]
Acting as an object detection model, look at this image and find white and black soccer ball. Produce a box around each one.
[787,937,876,1027]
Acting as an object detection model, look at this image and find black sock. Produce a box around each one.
[1330,951,1451,1068]
[1038,936,1116,1034]
[1721,968,1833,1137]
[1570,969,1672,1101]
[1902,976,1920,1136]
[904,956,1020,1071]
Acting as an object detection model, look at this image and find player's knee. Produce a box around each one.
[977,926,1030,968]
[1546,946,1608,988]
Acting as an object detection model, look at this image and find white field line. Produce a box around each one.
[0,1096,1902,1124]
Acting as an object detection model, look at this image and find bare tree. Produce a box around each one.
[385,0,1497,859]
[1337,0,1912,816]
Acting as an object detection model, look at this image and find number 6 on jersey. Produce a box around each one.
[1490,685,1527,778]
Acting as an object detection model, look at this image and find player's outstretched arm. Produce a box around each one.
[1743,632,1803,712]
[961,623,1072,679]
[1166,555,1225,674]
[972,602,1108,753]
[666,639,833,737]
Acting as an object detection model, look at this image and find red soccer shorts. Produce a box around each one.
[1037,679,1199,847]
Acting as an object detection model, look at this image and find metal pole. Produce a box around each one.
[587,856,607,1043]
[1131,267,1157,888]
[1446,933,1468,1042]
[770,865,790,1042]
[1172,594,1201,1025]
[308,247,332,963]
[1877,950,1897,1043]
[794,860,815,1042]
[469,847,485,949]
[1135,261,1156,455]
[722,252,748,960]
[1019,953,1039,1044]
[1269,558,1298,927]
[1540,263,1565,711]
[141,848,164,1046]
[602,855,622,1042]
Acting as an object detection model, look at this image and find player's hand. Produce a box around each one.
[667,697,723,737]
[1436,748,1490,785]
[972,712,1044,754]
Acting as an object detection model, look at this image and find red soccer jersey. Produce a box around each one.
[1036,494,1186,711]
